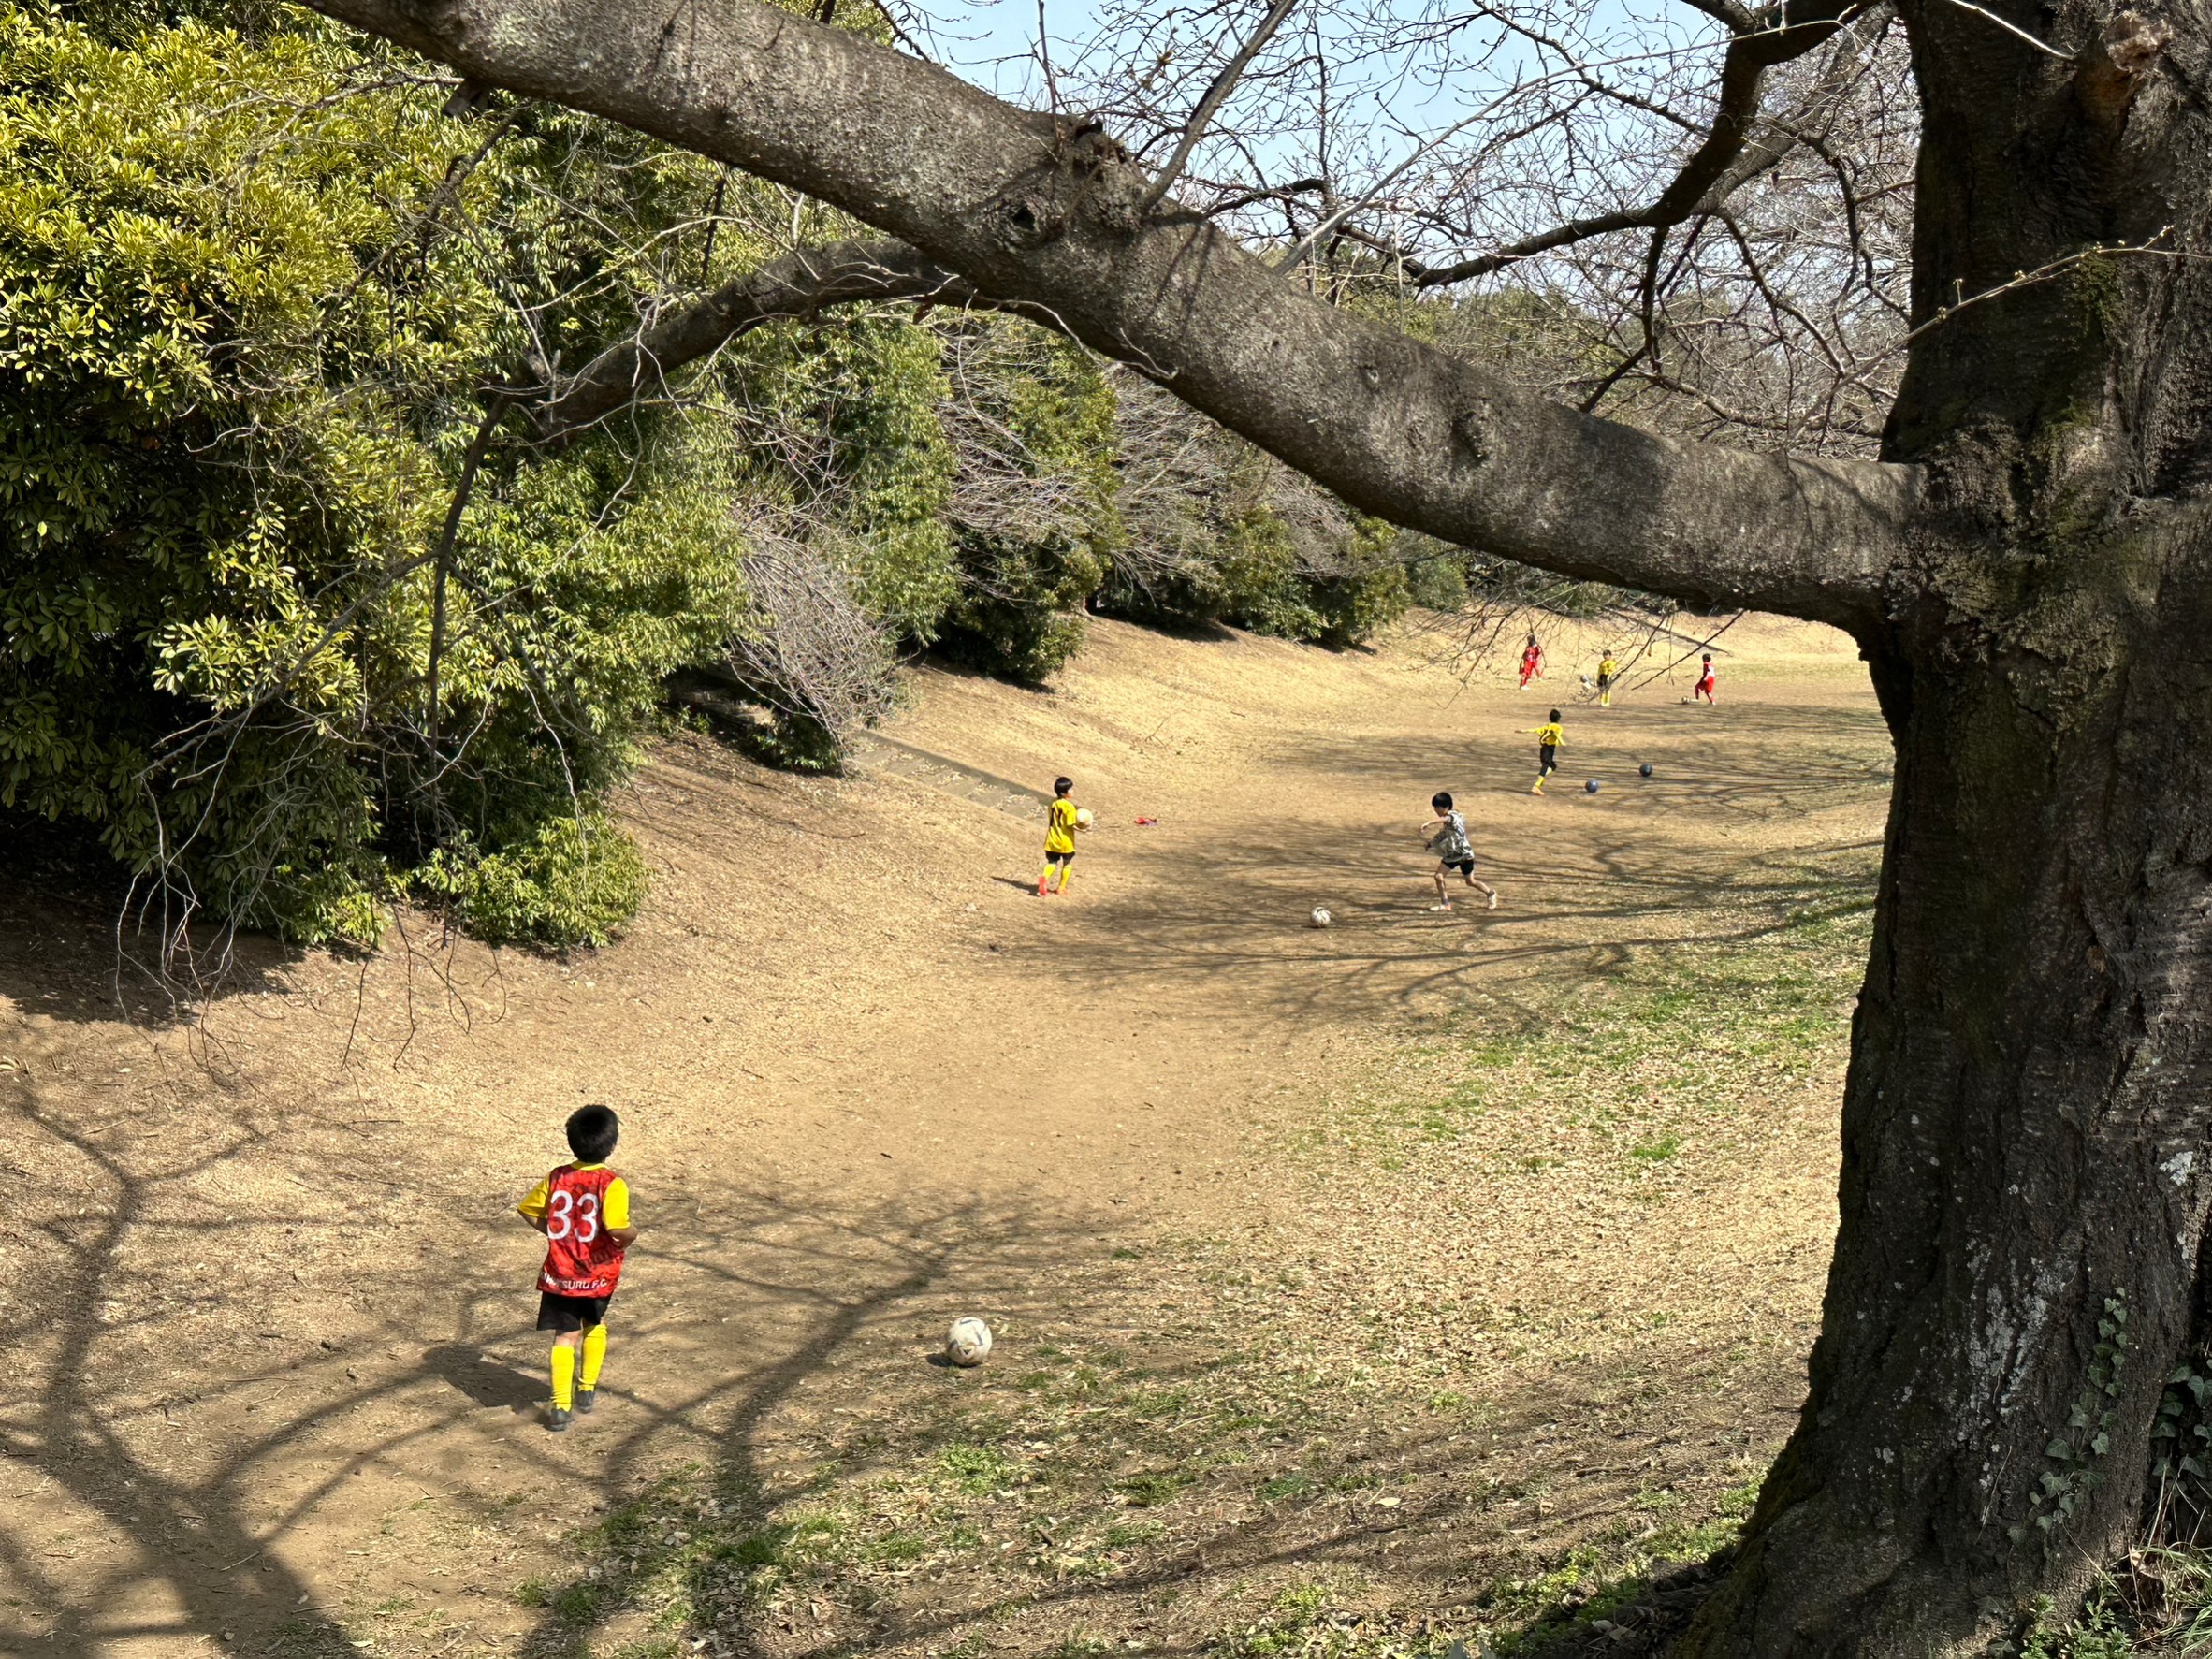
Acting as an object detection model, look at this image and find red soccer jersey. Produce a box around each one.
[522,1163,631,1298]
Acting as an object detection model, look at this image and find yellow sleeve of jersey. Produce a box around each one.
[604,1176,632,1230]
[517,1175,551,1221]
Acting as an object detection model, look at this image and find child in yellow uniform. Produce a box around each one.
[1038,776,1081,895]
[1596,651,1618,707]
[1529,710,1564,794]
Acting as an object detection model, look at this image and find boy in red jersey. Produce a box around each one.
[1695,652,1717,704]
[1518,633,1544,690]
[517,1104,637,1433]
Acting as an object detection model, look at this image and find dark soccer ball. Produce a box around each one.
[1639,763,1654,778]
[1585,779,1600,794]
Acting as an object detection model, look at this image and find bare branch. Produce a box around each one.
[1408,1,1885,287]
[1138,0,1302,215]
[533,240,973,440]
[301,0,1920,632]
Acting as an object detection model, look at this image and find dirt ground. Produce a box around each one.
[0,613,1891,1657]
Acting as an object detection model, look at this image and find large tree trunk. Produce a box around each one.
[1685,1,2212,1646]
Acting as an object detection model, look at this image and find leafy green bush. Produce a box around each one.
[0,6,745,942]
[412,811,648,949]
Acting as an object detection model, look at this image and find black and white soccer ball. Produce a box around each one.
[1310,907,1333,927]
[946,1317,994,1367]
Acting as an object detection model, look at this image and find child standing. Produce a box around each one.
[1518,633,1544,691]
[1596,649,1619,707]
[1422,792,1497,911]
[1695,653,1717,704]
[517,1104,637,1433]
[1528,709,1564,794]
[1038,776,1081,896]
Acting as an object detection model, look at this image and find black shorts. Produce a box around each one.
[1539,746,1558,773]
[1044,850,1074,865]
[537,1291,613,1332]
[1440,858,1475,876]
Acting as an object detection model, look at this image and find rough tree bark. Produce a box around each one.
[1681,1,2212,1647]
[305,0,2210,1646]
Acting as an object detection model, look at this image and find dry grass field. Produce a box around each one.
[0,613,1891,1658]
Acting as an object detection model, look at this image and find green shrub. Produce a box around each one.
[412,811,648,949]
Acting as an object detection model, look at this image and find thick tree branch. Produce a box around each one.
[300,0,1918,632]
[533,240,973,440]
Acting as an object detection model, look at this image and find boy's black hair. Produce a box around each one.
[566,1103,620,1162]
[1432,791,1453,810]
[1549,708,1562,721]
[1054,776,1073,796]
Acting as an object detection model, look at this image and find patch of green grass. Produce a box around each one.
[1218,1574,1454,1659]
[938,1441,1016,1492]
[1629,1135,1681,1162]
[862,1528,932,1564]
[550,1580,607,1624]
[1116,1468,1190,1507]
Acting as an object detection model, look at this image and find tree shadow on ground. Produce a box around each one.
[0,1021,1088,1657]
[500,1209,1798,1659]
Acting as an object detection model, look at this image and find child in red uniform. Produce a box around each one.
[1518,633,1544,690]
[1695,652,1717,704]
[517,1104,637,1433]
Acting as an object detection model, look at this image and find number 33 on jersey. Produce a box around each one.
[517,1163,633,1297]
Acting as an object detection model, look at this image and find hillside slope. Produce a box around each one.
[0,614,1886,1657]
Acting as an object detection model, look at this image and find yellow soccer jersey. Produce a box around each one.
[1533,722,1564,748]
[1598,658,1617,679]
[517,1162,632,1230]
[1044,797,1079,855]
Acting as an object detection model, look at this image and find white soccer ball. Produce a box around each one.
[1310,907,1333,927]
[946,1317,994,1367]
[1074,807,1095,829]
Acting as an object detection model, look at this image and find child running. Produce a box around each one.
[1695,652,1717,705]
[1529,708,1564,794]
[1422,791,1497,911]
[517,1104,637,1433]
[1518,633,1544,691]
[1038,775,1081,896]
[1596,649,1619,707]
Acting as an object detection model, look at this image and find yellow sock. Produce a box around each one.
[1055,866,1072,893]
[581,1325,607,1390]
[551,1344,575,1410]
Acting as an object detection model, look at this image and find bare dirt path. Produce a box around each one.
[0,616,1888,1657]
